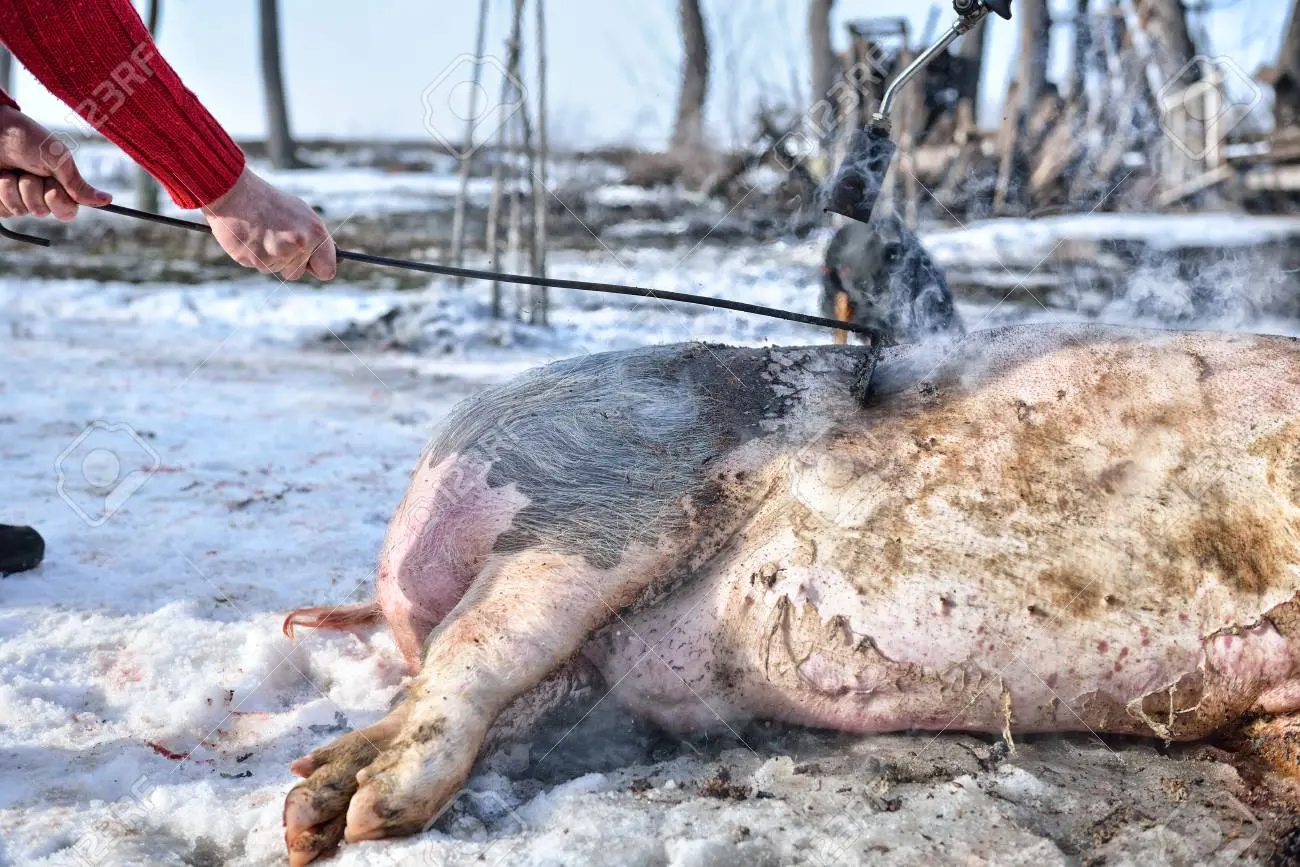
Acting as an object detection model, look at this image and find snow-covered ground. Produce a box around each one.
[2,203,1297,865]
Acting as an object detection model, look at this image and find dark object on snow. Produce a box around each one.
[0,524,45,576]
[821,216,963,348]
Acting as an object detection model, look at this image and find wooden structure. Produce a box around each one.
[805,3,1300,223]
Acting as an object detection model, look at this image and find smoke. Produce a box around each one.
[926,213,1300,340]
[1106,241,1300,332]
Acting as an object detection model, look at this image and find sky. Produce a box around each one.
[7,0,1293,151]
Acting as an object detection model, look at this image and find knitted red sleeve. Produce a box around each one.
[0,0,246,208]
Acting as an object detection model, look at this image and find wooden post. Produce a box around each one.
[994,0,1050,213]
[1070,0,1092,103]
[449,0,491,280]
[486,0,526,319]
[512,48,534,321]
[507,117,524,319]
[530,0,550,325]
[1204,65,1224,171]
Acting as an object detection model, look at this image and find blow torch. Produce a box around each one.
[824,0,1013,224]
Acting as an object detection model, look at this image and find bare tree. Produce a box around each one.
[671,0,710,153]
[1133,0,1196,83]
[258,0,302,169]
[1016,0,1051,113]
[994,0,1051,211]
[1070,0,1092,102]
[809,0,836,109]
[530,0,550,325]
[135,0,163,211]
[449,0,491,278]
[955,17,987,112]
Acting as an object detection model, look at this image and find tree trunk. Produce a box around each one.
[1277,0,1300,132]
[955,17,987,110]
[994,0,1050,213]
[671,0,709,153]
[135,0,163,211]
[1070,0,1092,102]
[449,0,491,278]
[1134,0,1196,83]
[953,16,987,140]
[530,0,549,325]
[258,0,302,169]
[512,41,534,320]
[809,0,836,149]
[0,46,12,94]
[1017,0,1051,116]
[486,0,526,319]
[1284,0,1300,80]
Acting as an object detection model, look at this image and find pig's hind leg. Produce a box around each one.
[283,545,667,862]
[283,709,408,865]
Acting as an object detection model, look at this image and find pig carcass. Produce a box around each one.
[281,324,1300,864]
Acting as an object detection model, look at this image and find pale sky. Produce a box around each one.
[7,0,1291,150]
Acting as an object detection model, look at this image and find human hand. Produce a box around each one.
[0,105,113,220]
[202,167,336,281]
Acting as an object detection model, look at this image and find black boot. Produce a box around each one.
[0,525,44,576]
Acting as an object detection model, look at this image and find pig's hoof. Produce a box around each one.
[341,739,477,843]
[284,728,388,865]
[1243,712,1300,778]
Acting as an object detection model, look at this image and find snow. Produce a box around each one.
[924,212,1300,268]
[1,202,1293,865]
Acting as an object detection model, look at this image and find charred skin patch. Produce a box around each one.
[421,343,840,570]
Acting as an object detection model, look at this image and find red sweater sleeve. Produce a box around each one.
[0,87,18,111]
[0,0,245,208]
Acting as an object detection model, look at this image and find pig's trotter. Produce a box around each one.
[336,548,666,844]
[1243,713,1300,779]
[283,710,407,866]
